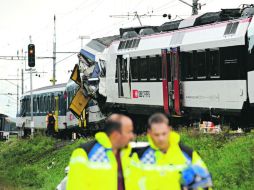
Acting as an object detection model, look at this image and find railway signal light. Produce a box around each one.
[28,44,35,67]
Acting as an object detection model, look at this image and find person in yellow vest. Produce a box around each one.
[66,114,134,190]
[131,113,213,190]
[46,111,56,136]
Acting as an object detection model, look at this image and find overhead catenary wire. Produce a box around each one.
[56,53,77,65]
[152,0,178,12]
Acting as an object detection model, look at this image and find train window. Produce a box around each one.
[121,59,128,82]
[27,98,30,114]
[118,41,122,50]
[130,58,139,81]
[58,95,61,114]
[27,98,29,114]
[70,91,73,106]
[224,23,233,35]
[167,53,171,82]
[59,93,67,115]
[158,55,162,80]
[46,96,49,112]
[50,96,53,112]
[39,96,43,113]
[43,96,47,113]
[133,38,140,48]
[20,99,26,116]
[33,98,37,113]
[118,41,125,50]
[139,57,148,81]
[67,91,71,107]
[115,59,118,83]
[149,56,159,81]
[197,51,207,79]
[231,22,239,34]
[129,40,134,48]
[125,40,132,49]
[209,49,220,78]
[23,99,26,115]
[36,97,40,113]
[224,22,239,35]
[116,57,128,83]
[47,95,52,112]
[118,39,140,50]
[182,51,194,80]
[162,55,167,80]
[220,46,245,80]
[51,95,56,111]
[69,90,75,106]
[19,100,22,116]
[115,56,126,83]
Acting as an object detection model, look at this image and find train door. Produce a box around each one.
[170,47,181,116]
[161,49,171,114]
[161,48,181,116]
[116,54,131,98]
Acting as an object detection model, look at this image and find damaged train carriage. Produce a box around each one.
[70,5,254,133]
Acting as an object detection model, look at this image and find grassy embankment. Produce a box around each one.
[0,131,253,190]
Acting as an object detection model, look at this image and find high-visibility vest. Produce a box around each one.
[130,131,212,190]
[46,114,55,126]
[66,132,133,190]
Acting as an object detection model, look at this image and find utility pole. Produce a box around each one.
[179,0,205,15]
[29,36,34,138]
[52,14,57,85]
[21,49,24,95]
[17,69,19,115]
[134,11,142,26]
[30,62,34,138]
[21,69,24,94]
[192,0,198,15]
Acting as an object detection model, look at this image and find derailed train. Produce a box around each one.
[17,5,254,134]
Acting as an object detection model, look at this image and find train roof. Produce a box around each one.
[118,5,254,39]
[0,113,8,118]
[0,113,16,122]
[22,83,67,97]
[86,35,120,52]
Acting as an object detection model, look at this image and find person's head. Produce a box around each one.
[105,114,134,149]
[148,113,170,151]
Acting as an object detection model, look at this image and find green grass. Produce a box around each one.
[0,132,253,190]
[180,131,254,190]
[0,136,86,190]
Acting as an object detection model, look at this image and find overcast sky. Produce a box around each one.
[0,0,253,116]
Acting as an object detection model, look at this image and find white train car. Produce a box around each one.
[99,6,254,130]
[16,83,69,135]
[16,81,96,136]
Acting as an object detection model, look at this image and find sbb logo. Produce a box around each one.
[132,89,151,98]
[132,90,139,98]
